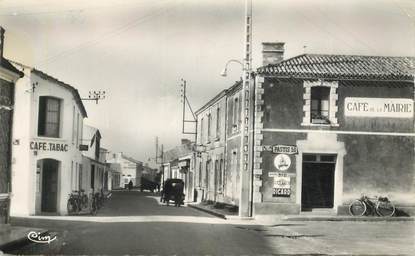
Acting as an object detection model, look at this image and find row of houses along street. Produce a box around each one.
[0,27,158,220]
[161,41,415,219]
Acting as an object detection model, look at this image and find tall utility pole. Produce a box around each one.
[155,136,160,164]
[239,0,253,217]
[180,79,197,142]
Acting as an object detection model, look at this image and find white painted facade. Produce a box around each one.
[81,125,108,195]
[10,65,87,216]
[106,153,142,188]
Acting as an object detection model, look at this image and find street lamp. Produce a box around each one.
[220,59,243,77]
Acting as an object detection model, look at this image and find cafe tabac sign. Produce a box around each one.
[30,141,69,152]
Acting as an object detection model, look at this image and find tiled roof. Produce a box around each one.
[11,61,88,117]
[32,69,88,118]
[0,58,23,77]
[163,143,193,163]
[257,54,415,81]
[195,80,242,115]
[121,154,142,164]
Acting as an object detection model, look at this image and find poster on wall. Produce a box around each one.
[273,154,291,171]
[272,173,291,197]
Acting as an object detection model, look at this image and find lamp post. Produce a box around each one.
[220,59,243,77]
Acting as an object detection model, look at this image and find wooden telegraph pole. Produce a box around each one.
[239,0,253,217]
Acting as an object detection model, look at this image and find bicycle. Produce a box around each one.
[89,192,98,215]
[94,192,103,210]
[349,195,395,217]
[79,189,88,209]
[67,191,81,215]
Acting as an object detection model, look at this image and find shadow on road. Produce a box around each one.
[96,191,202,217]
[8,220,277,255]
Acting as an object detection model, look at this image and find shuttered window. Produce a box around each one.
[38,96,61,138]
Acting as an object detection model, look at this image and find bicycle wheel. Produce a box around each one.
[349,200,366,216]
[376,200,395,217]
[90,199,97,215]
[67,199,77,215]
[81,195,88,209]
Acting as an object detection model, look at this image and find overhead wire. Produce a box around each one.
[38,0,183,65]
[309,5,380,55]
[290,8,358,53]
[0,1,149,16]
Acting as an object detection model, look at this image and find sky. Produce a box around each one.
[1,0,414,166]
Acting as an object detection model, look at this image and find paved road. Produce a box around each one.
[8,191,273,255]
[7,191,415,255]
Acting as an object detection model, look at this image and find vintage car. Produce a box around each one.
[160,178,185,206]
[140,177,159,192]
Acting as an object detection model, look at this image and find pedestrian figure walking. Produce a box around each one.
[128,180,133,191]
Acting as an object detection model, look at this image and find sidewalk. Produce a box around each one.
[0,224,47,252]
[187,203,241,220]
[188,203,414,222]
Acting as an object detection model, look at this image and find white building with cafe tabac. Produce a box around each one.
[10,63,87,216]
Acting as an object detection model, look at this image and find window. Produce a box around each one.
[71,161,74,190]
[216,107,220,139]
[207,113,211,142]
[38,96,61,137]
[232,97,239,130]
[200,117,204,144]
[205,160,210,189]
[76,113,80,147]
[302,80,338,126]
[79,164,83,190]
[198,161,202,187]
[72,106,75,144]
[91,165,95,189]
[95,135,100,160]
[215,159,223,192]
[220,159,224,191]
[310,87,330,124]
[303,154,337,163]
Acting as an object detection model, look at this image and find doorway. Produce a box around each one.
[91,165,95,190]
[41,159,59,212]
[301,154,336,210]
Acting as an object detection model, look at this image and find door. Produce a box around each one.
[91,165,95,190]
[301,154,336,210]
[214,160,219,201]
[41,159,59,212]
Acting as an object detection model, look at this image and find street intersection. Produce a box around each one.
[7,191,415,255]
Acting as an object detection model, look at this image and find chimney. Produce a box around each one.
[262,42,285,66]
[0,26,5,63]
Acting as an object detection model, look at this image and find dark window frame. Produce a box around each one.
[310,86,330,124]
[38,96,61,138]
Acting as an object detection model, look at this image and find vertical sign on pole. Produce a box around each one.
[239,0,253,217]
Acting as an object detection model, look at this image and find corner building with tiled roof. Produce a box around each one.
[251,43,415,217]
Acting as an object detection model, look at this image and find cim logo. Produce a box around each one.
[27,231,57,244]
